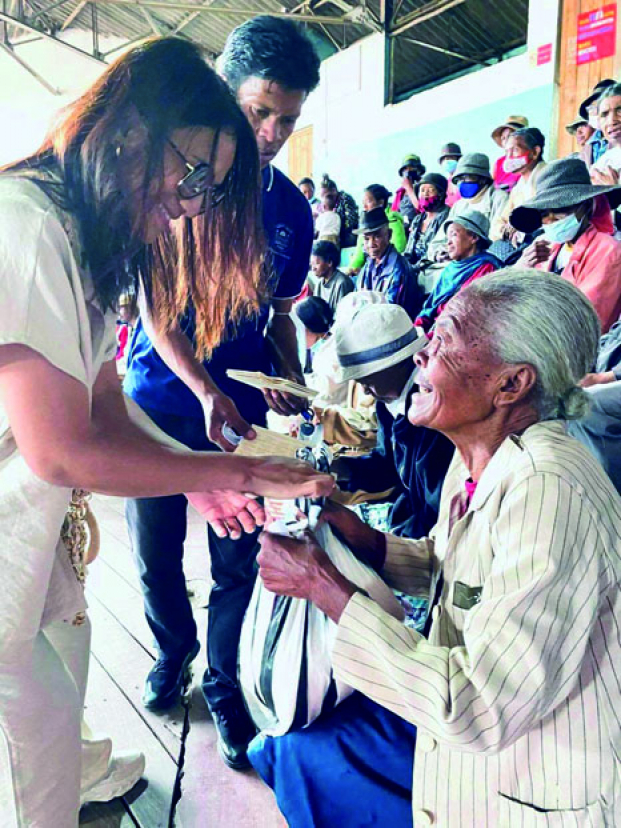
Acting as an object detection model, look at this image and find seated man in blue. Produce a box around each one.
[123,15,319,771]
[331,301,454,540]
[415,208,501,333]
[356,207,421,319]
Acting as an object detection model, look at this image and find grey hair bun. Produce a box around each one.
[557,385,591,420]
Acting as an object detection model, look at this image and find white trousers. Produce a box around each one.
[0,618,90,827]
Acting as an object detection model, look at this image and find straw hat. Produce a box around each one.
[491,115,529,147]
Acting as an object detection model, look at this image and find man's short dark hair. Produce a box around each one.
[312,240,340,269]
[220,15,320,94]
[299,177,315,189]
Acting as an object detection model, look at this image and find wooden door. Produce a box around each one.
[288,125,314,185]
[556,0,620,159]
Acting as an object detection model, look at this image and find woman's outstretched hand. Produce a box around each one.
[245,456,335,500]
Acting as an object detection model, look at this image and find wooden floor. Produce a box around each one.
[79,494,286,828]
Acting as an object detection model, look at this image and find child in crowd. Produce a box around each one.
[315,191,342,247]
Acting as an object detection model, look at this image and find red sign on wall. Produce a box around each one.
[576,3,617,65]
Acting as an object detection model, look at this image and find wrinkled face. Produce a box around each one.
[311,254,332,280]
[363,225,391,260]
[362,190,381,212]
[599,94,621,147]
[359,362,407,402]
[300,182,315,200]
[125,126,236,244]
[500,126,515,148]
[237,77,305,168]
[408,307,503,436]
[446,222,479,261]
[574,123,594,147]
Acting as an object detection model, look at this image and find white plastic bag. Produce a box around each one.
[238,522,404,736]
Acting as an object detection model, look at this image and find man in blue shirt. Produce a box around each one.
[124,16,320,769]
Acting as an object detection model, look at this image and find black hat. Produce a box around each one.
[353,206,390,235]
[438,143,462,163]
[510,157,621,233]
[579,79,616,120]
[417,172,449,196]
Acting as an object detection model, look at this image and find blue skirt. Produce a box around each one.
[248,692,416,828]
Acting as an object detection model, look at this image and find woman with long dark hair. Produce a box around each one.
[0,37,332,825]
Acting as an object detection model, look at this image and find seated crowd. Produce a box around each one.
[2,10,621,825]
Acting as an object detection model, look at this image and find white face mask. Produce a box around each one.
[542,213,582,244]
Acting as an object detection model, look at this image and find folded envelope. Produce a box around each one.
[226,370,318,400]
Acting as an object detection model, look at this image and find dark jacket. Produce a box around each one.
[357,245,422,320]
[338,391,454,539]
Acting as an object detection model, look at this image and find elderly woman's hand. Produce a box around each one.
[257,531,357,622]
[518,238,551,268]
[591,166,620,187]
[580,371,616,388]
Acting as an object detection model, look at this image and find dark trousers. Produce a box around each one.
[125,405,260,710]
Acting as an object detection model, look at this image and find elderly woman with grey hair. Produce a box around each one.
[252,269,621,827]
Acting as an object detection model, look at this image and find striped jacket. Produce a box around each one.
[332,421,621,826]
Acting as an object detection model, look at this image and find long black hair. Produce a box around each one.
[2,37,266,357]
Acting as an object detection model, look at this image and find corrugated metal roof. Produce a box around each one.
[9,0,528,99]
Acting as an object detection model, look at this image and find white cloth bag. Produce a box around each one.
[239,523,404,737]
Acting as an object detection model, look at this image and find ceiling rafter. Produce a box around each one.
[391,0,466,37]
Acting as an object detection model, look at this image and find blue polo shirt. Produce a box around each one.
[124,165,312,423]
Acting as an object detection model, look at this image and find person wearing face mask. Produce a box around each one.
[513,157,621,332]
[426,153,508,264]
[404,173,450,268]
[438,142,462,206]
[579,79,615,167]
[565,116,595,159]
[392,153,427,226]
[491,127,546,244]
[348,184,407,274]
[491,114,529,192]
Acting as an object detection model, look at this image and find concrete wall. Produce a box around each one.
[275,0,561,200]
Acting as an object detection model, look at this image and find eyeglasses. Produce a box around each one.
[168,139,227,206]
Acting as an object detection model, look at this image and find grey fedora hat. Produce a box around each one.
[452,152,492,184]
[510,157,621,234]
[444,208,491,248]
[579,79,615,120]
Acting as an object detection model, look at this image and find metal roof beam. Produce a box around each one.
[0,9,105,62]
[0,38,61,91]
[401,34,493,66]
[391,0,466,37]
[86,0,361,27]
[28,0,73,22]
[60,0,87,31]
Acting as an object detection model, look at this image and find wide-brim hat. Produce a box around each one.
[565,116,589,136]
[491,115,529,146]
[438,142,462,163]
[444,208,491,248]
[510,157,621,233]
[579,79,616,120]
[353,206,389,235]
[398,153,423,176]
[452,152,492,184]
[335,303,426,382]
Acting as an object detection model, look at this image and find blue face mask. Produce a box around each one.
[458,180,482,199]
[443,159,458,174]
[542,213,582,244]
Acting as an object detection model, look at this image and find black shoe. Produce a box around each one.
[210,697,256,771]
[142,641,200,711]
